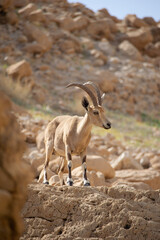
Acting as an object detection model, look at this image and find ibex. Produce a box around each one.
[43,82,111,186]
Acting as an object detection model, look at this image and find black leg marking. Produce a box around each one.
[67,153,73,186]
[82,156,90,186]
[43,168,49,184]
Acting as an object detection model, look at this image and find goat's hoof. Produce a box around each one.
[43,181,49,185]
[67,177,73,186]
[84,180,90,186]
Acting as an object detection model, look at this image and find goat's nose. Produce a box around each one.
[107,122,111,128]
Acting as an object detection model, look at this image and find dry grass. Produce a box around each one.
[93,110,160,150]
[0,72,31,106]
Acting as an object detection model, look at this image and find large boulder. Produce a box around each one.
[118,40,142,61]
[72,167,106,186]
[124,14,147,28]
[24,22,52,54]
[105,18,118,33]
[116,169,160,190]
[90,49,107,65]
[27,9,46,23]
[111,151,143,170]
[58,15,75,32]
[87,20,112,40]
[150,27,160,43]
[18,3,37,18]
[127,27,153,50]
[58,33,81,54]
[72,15,89,31]
[72,155,115,179]
[143,17,157,26]
[6,60,32,81]
[97,40,116,56]
[150,156,160,171]
[145,42,160,58]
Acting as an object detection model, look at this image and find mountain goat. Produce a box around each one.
[43,82,111,186]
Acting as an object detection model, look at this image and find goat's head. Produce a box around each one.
[66,82,111,129]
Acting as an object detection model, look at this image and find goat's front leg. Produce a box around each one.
[80,151,90,186]
[65,145,73,186]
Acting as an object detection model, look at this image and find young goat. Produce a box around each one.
[43,82,111,186]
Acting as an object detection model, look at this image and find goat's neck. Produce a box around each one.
[77,113,92,136]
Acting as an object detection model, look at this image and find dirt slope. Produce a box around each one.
[21,183,160,240]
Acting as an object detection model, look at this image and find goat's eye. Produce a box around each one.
[93,111,99,115]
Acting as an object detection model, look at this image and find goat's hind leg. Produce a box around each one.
[43,140,54,184]
[58,157,66,186]
[65,145,73,186]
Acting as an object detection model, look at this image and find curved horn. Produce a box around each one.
[84,81,102,106]
[66,83,98,107]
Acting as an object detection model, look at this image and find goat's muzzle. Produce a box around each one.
[103,122,111,129]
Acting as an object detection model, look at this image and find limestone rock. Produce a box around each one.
[150,27,160,43]
[23,42,45,55]
[111,151,143,170]
[105,17,118,33]
[21,183,160,239]
[145,42,160,57]
[112,180,152,190]
[58,34,81,54]
[80,37,94,50]
[73,15,89,31]
[13,0,28,8]
[38,168,56,183]
[72,167,106,186]
[36,130,45,150]
[28,150,45,172]
[143,17,157,26]
[127,27,153,50]
[24,22,52,53]
[90,49,107,64]
[0,0,13,10]
[27,9,46,23]
[95,8,111,19]
[18,3,37,18]
[6,60,32,81]
[6,10,18,25]
[115,169,160,190]
[124,14,147,28]
[150,156,160,171]
[87,20,112,40]
[72,155,115,179]
[49,175,60,186]
[58,15,75,32]
[97,40,116,56]
[118,40,142,61]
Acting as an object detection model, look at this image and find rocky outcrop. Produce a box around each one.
[20,183,160,240]
[118,40,142,61]
[126,27,153,50]
[6,60,32,81]
[0,91,33,240]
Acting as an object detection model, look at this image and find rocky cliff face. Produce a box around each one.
[21,184,160,240]
[0,91,33,240]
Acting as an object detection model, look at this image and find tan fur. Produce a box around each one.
[42,83,111,186]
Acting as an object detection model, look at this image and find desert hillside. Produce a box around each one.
[0,0,160,239]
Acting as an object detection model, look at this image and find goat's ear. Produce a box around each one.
[82,96,89,111]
